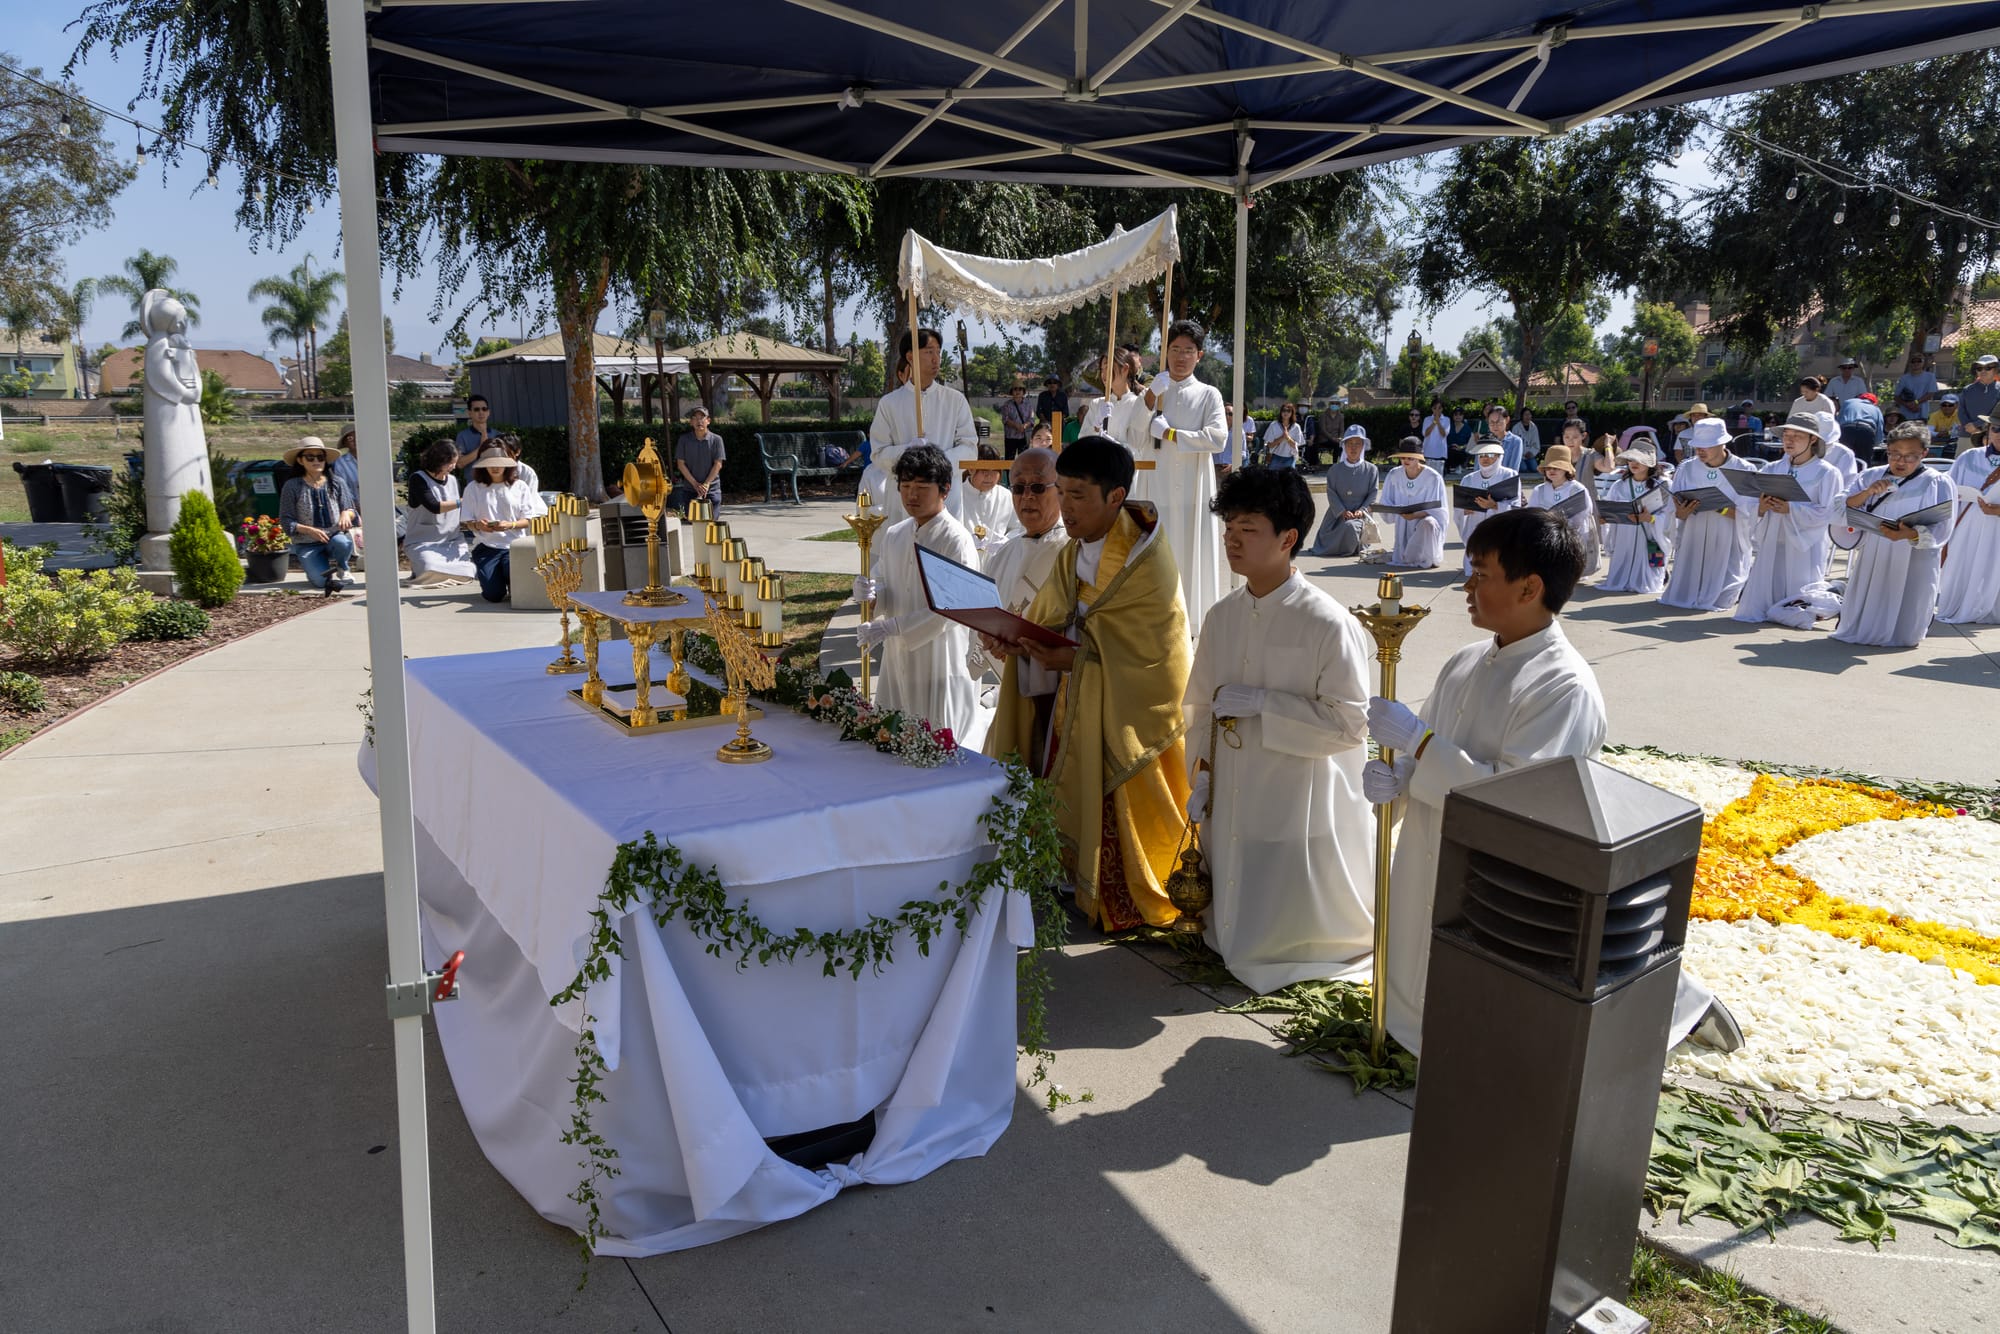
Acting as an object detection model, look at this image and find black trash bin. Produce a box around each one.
[53,463,115,523]
[13,461,66,523]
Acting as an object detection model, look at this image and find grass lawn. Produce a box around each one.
[770,570,847,668]
[1628,1246,1832,1333]
[803,528,859,542]
[1,420,331,523]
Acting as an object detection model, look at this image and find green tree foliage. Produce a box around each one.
[1392,340,1457,405]
[44,277,99,395]
[198,368,236,425]
[1456,321,1515,374]
[318,311,396,399]
[0,54,133,314]
[1955,327,2000,374]
[844,339,885,398]
[1693,52,2000,362]
[166,489,242,608]
[1606,300,1701,378]
[1414,114,1693,409]
[1973,271,2000,301]
[99,248,201,342]
[3,291,49,389]
[249,256,343,398]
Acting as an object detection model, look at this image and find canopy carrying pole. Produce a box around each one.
[329,2,436,1330]
[1106,285,1118,405]
[906,264,925,439]
[1231,192,1249,449]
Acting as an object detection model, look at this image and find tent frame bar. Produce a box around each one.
[1559,18,1805,129]
[869,0,1067,175]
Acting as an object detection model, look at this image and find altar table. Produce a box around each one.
[378,645,1027,1255]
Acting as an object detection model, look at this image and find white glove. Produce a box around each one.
[852,575,878,605]
[1186,770,1212,822]
[1150,415,1172,442]
[1148,373,1172,399]
[856,617,894,649]
[967,644,993,678]
[1367,696,1430,753]
[1362,756,1414,804]
[1213,684,1265,719]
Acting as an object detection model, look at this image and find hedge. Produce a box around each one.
[401,417,877,497]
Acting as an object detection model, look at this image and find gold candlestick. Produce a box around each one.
[535,538,587,675]
[707,600,776,763]
[843,491,887,701]
[1351,572,1430,1066]
[621,439,687,607]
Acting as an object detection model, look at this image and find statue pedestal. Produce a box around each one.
[136,533,177,594]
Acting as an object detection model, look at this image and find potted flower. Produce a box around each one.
[239,514,291,583]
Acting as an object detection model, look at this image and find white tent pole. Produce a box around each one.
[1231,189,1248,440]
[328,3,436,1332]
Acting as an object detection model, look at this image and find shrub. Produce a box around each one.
[0,565,151,667]
[167,489,244,608]
[0,670,47,712]
[91,469,151,564]
[132,599,211,641]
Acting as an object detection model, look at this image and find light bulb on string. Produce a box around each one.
[135,136,145,167]
[304,198,314,214]
[58,111,72,138]
[206,168,219,189]
[1890,205,1901,227]
[254,181,266,204]
[1960,235,1971,254]
[1833,198,1845,225]
[1784,176,1799,201]
[1926,218,1938,242]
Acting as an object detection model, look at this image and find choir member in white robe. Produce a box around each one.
[1185,467,1375,992]
[1139,320,1232,634]
[1816,410,1862,490]
[1307,427,1380,558]
[1380,443,1446,568]
[853,445,982,743]
[1661,419,1760,611]
[1524,445,1600,582]
[1733,415,1847,626]
[1598,444,1674,594]
[1452,441,1519,571]
[1079,348,1153,495]
[1832,427,1955,647]
[1361,507,1728,1056]
[862,329,978,526]
[948,460,1019,565]
[1937,421,2000,624]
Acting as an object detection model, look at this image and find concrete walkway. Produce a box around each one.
[2,497,1996,1332]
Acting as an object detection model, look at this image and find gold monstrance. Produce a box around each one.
[843,491,888,701]
[1351,573,1430,1065]
[621,439,687,607]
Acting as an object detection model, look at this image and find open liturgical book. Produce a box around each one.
[1721,470,1813,503]
[1534,490,1593,521]
[1842,499,1954,536]
[1674,486,1738,513]
[1599,486,1669,525]
[1371,499,1443,517]
[915,545,1078,649]
[1450,476,1521,510]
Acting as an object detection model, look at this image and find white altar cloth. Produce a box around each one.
[370,646,1029,1255]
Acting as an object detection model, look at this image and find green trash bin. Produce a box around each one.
[235,459,290,519]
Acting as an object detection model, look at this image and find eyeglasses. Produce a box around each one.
[1885,450,1927,461]
[1010,481,1057,495]
[298,453,326,462]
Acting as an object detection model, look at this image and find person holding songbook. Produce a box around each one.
[1597,441,1673,594]
[1306,426,1379,558]
[1452,440,1519,571]
[984,436,1193,931]
[1661,418,1760,611]
[1377,441,1446,569]
[1184,467,1375,992]
[1525,445,1600,583]
[1831,424,1955,648]
[1360,507,1738,1056]
[853,445,983,743]
[1732,414,1846,627]
[1937,415,2000,625]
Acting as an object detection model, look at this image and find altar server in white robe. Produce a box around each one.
[1361,508,1735,1056]
[1380,441,1447,569]
[862,327,979,525]
[1140,319,1231,633]
[1833,424,1954,647]
[1525,445,1600,582]
[1733,415,1847,627]
[949,454,1019,564]
[853,445,981,742]
[1598,442,1673,594]
[1661,418,1760,611]
[1184,467,1375,992]
[1938,416,2000,623]
[1453,440,1519,570]
[1080,347,1153,494]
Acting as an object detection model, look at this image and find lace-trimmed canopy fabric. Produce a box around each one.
[901,208,1180,325]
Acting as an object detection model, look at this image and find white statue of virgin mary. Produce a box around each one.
[139,289,213,567]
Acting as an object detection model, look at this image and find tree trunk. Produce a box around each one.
[307,325,319,399]
[556,256,613,500]
[822,259,841,420]
[1512,308,1539,415]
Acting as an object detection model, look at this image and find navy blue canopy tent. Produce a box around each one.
[325,4,2000,1330]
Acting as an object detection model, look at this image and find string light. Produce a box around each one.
[1890,206,1901,227]
[206,168,219,189]
[1960,236,1971,254]
[58,111,72,138]
[1784,176,1800,201]
[1832,198,1845,225]
[1925,218,1937,242]
[134,132,145,167]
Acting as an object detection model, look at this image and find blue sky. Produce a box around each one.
[21,13,1659,379]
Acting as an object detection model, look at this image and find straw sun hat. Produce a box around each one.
[283,436,344,466]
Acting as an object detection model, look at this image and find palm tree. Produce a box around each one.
[44,278,99,397]
[247,255,342,398]
[3,289,51,393]
[100,249,202,341]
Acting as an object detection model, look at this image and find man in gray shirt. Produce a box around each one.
[1956,355,2000,450]
[453,394,496,469]
[673,407,727,511]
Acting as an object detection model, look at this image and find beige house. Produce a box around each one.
[96,347,288,397]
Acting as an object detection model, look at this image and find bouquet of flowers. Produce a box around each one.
[239,515,290,554]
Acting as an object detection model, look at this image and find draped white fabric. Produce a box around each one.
[901,207,1178,324]
[369,647,1029,1254]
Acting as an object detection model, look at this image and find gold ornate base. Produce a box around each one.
[545,652,586,676]
[567,682,760,736]
[622,586,689,607]
[1169,914,1205,935]
[715,736,774,764]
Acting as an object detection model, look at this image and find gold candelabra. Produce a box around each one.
[706,599,776,763]
[531,497,589,675]
[621,438,686,607]
[843,491,887,701]
[1351,572,1430,1065]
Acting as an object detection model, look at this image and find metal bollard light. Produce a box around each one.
[1390,755,1702,1334]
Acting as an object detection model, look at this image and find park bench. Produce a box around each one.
[756,430,866,504]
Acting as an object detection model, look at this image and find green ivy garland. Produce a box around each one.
[547,758,1067,1271]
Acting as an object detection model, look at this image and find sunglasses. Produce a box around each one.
[298,452,326,462]
[1010,481,1057,495]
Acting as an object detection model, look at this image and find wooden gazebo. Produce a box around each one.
[662,333,849,425]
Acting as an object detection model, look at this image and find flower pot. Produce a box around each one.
[246,550,290,584]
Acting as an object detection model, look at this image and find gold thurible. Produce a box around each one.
[1351,571,1430,1066]
[842,492,888,701]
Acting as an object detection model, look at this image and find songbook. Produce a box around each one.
[1533,489,1593,521]
[1597,499,1646,525]
[1371,500,1443,517]
[1451,476,1521,510]
[1721,469,1811,503]
[1675,486,1736,513]
[915,545,1077,649]
[1843,500,1955,536]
